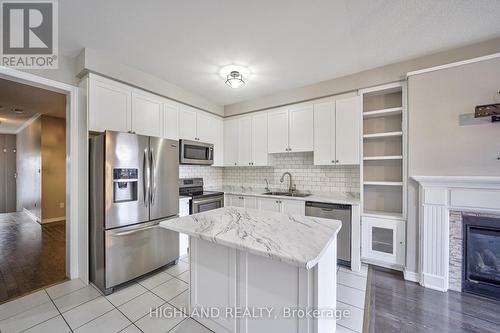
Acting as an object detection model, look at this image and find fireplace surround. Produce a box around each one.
[413,176,500,292]
[462,215,500,300]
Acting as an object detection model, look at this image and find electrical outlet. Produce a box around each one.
[59,202,65,208]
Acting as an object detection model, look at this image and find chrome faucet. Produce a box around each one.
[280,172,294,193]
[264,179,271,192]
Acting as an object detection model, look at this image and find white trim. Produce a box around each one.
[23,208,40,223]
[0,66,83,282]
[42,216,66,223]
[403,269,420,283]
[15,113,41,134]
[406,52,500,77]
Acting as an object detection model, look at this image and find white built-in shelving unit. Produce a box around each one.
[359,82,407,270]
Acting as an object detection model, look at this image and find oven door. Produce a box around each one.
[192,196,224,214]
[180,139,214,165]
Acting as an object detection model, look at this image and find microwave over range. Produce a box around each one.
[179,139,214,165]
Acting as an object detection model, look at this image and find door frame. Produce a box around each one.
[0,66,86,282]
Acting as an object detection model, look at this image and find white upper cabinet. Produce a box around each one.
[131,90,163,137]
[313,100,334,165]
[251,112,268,166]
[88,75,132,133]
[163,100,180,140]
[313,96,360,165]
[267,105,313,153]
[267,109,289,153]
[289,105,314,152]
[212,117,224,166]
[179,105,198,140]
[224,118,239,166]
[335,96,360,165]
[196,111,214,143]
[238,116,253,166]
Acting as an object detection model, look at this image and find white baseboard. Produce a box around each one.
[421,272,448,292]
[42,216,66,224]
[403,269,420,283]
[23,208,40,223]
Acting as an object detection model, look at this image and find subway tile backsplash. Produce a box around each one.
[180,152,360,193]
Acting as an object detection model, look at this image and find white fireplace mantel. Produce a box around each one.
[412,176,500,292]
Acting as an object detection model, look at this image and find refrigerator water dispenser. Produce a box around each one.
[113,168,138,203]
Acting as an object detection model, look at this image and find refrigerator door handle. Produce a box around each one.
[150,148,156,205]
[143,148,150,206]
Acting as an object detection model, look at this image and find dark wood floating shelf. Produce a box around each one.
[475,103,500,122]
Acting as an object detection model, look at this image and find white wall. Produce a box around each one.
[406,57,500,274]
[225,37,500,116]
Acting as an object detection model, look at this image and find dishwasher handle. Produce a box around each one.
[305,201,351,211]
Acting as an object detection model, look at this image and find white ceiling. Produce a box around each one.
[0,79,66,134]
[60,0,500,106]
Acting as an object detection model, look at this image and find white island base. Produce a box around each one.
[189,236,337,333]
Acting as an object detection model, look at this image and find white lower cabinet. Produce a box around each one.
[257,197,281,212]
[225,194,258,209]
[179,198,190,257]
[361,216,405,267]
[258,197,305,215]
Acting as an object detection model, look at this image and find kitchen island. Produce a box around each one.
[160,207,342,333]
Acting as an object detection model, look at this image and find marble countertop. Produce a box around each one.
[160,207,342,270]
[208,186,360,205]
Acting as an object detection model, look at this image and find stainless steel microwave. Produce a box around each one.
[179,139,214,165]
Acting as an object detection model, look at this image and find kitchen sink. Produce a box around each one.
[262,191,312,197]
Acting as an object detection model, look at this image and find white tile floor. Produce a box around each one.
[0,256,368,333]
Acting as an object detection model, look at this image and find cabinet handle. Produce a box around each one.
[336,160,339,163]
[234,163,237,166]
[331,160,335,164]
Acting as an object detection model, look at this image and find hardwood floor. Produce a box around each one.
[368,267,500,333]
[0,212,66,303]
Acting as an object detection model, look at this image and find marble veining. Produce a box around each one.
[160,207,342,270]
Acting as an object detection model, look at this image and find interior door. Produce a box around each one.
[149,137,179,220]
[0,134,16,213]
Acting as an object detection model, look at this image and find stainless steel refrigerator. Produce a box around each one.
[89,131,179,294]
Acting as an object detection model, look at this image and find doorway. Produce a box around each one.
[0,77,68,303]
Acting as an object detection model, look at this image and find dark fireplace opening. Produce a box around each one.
[463,215,500,301]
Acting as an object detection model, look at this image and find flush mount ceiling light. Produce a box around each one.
[225,71,245,89]
[219,65,251,89]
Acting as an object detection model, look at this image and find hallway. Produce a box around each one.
[0,212,66,303]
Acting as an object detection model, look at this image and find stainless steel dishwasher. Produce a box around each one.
[305,202,351,266]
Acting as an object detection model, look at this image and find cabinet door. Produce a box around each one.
[280,199,305,215]
[252,113,268,166]
[238,116,253,166]
[225,195,244,208]
[88,77,131,132]
[196,111,215,143]
[179,106,197,140]
[243,196,258,209]
[362,216,405,266]
[335,96,360,165]
[131,90,163,137]
[163,100,180,140]
[313,101,334,165]
[212,117,224,166]
[289,105,313,152]
[224,118,239,166]
[267,109,289,153]
[257,197,281,212]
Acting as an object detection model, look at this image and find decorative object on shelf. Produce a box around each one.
[475,91,500,122]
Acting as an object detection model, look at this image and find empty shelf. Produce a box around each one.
[363,131,403,139]
[363,155,403,161]
[363,210,405,220]
[364,181,403,186]
[363,107,403,118]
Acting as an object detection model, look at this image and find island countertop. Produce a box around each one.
[160,207,341,270]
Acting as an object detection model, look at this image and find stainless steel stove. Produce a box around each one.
[179,178,224,214]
